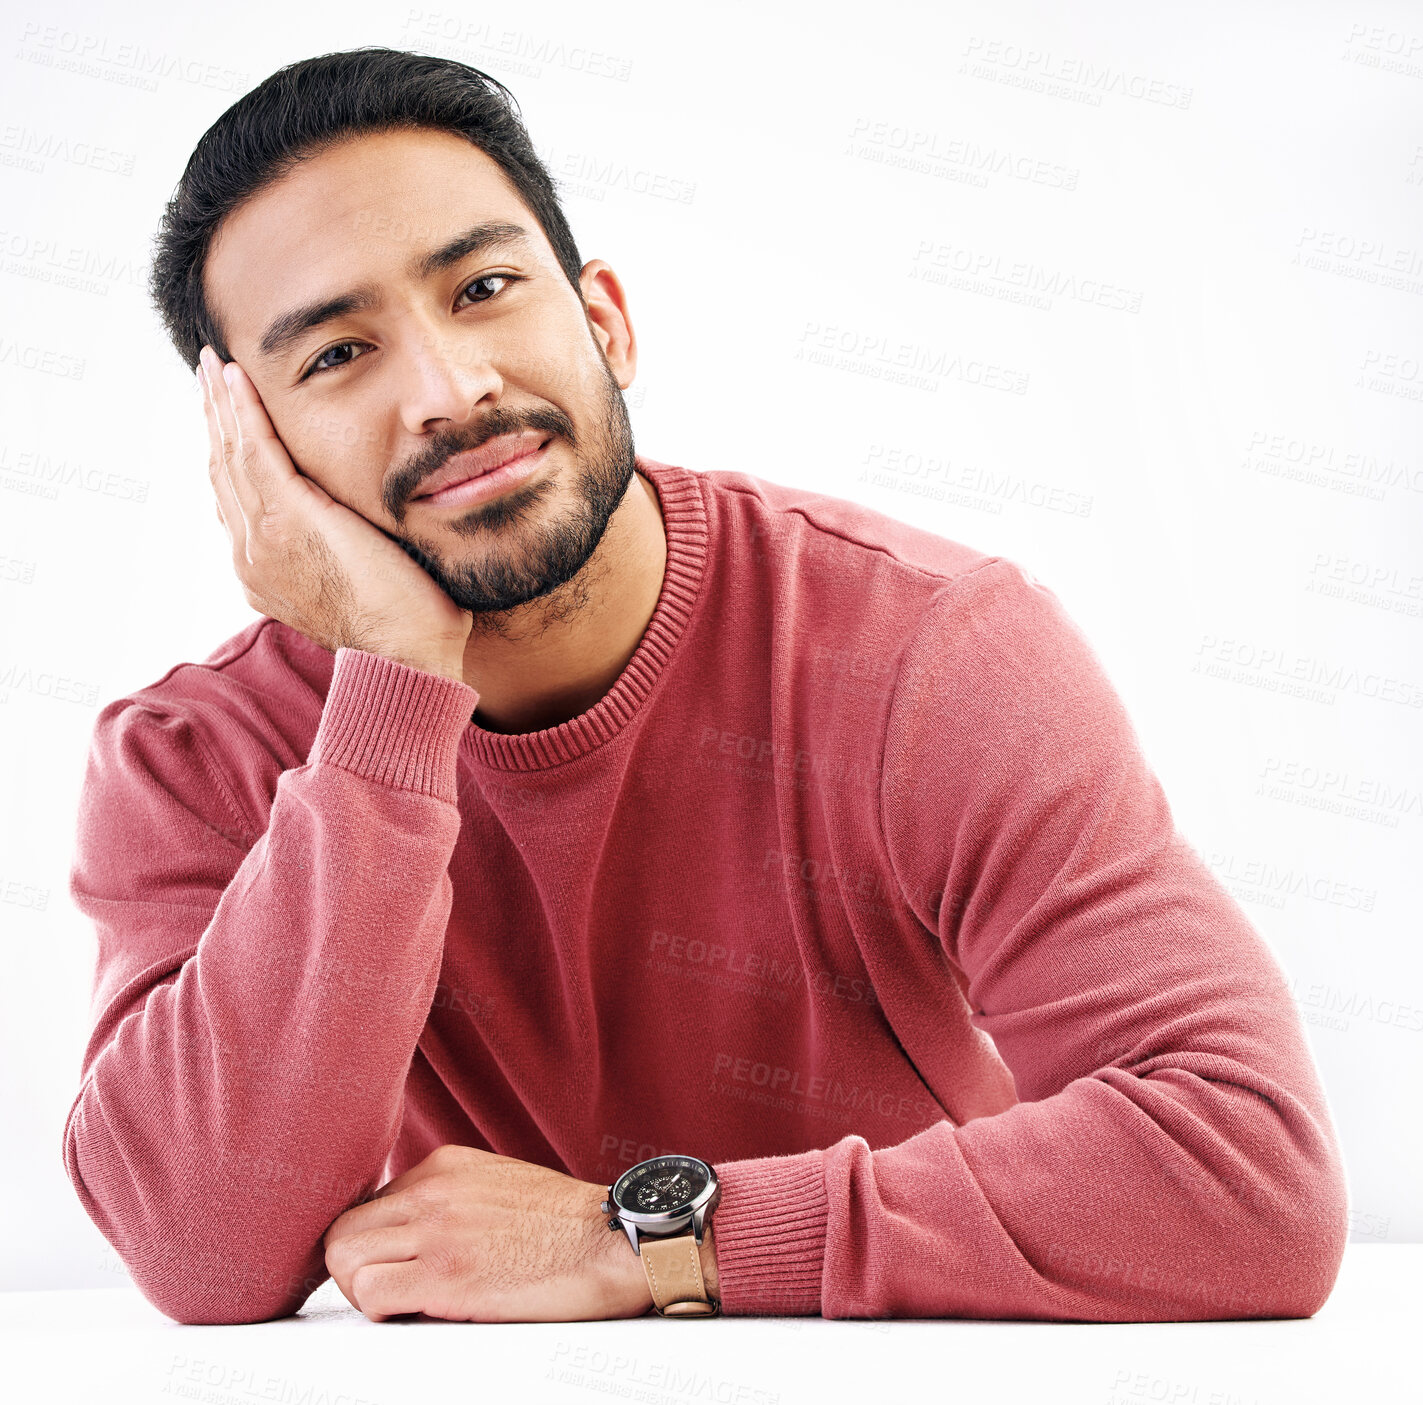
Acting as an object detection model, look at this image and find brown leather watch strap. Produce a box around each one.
[639,1231,719,1317]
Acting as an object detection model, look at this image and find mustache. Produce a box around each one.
[385,408,572,515]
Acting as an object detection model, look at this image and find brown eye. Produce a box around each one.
[300,274,521,381]
[305,342,364,378]
[458,273,519,305]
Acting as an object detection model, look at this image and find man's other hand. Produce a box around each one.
[322,1143,655,1322]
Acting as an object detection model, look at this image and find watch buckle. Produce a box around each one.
[660,1298,720,1318]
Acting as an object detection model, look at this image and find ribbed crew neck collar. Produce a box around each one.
[459,453,708,772]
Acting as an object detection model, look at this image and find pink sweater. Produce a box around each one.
[63,454,1349,1324]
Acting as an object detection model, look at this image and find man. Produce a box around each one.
[64,47,1348,1326]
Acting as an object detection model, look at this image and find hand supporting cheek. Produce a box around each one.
[196,344,473,683]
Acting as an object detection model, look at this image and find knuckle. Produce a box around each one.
[406,1176,449,1211]
[423,1241,463,1282]
[431,1143,469,1168]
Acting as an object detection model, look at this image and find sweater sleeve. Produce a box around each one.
[61,646,479,1325]
[709,558,1349,1321]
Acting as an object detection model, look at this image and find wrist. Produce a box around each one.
[384,653,467,686]
[587,1184,656,1317]
[589,1188,721,1316]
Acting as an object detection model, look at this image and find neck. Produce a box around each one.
[460,469,667,734]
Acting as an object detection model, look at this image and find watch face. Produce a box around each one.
[612,1155,711,1218]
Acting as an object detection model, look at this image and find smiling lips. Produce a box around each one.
[413,429,551,499]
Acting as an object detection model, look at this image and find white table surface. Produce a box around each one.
[3,1244,1415,1405]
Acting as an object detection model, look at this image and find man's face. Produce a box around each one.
[202,127,638,622]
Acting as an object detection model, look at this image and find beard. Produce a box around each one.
[384,349,638,636]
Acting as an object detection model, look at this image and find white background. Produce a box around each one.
[1,0,1420,1293]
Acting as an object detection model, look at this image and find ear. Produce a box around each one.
[579,260,637,389]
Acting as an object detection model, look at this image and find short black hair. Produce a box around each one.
[148,46,584,372]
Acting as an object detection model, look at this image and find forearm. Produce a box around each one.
[840,559,1352,1319]
[66,779,452,1319]
[843,1055,1344,1319]
[64,650,478,1324]
[707,1021,1346,1323]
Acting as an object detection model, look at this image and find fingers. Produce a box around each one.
[220,357,295,500]
[325,1193,415,1245]
[199,360,246,552]
[324,1226,422,1323]
[346,1259,427,1322]
[198,346,264,536]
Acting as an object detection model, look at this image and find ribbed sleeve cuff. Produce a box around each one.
[712,1148,828,1316]
[308,647,478,804]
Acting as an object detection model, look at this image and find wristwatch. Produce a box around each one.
[602,1154,721,1318]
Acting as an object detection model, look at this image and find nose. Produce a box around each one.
[395,320,504,436]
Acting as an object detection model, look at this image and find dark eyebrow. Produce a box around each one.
[255,221,535,364]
